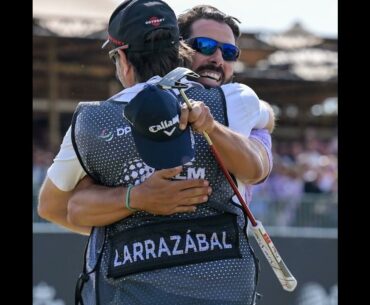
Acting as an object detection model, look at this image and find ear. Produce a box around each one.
[117,49,130,76]
[117,49,135,86]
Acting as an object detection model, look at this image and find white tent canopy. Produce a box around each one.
[33,0,119,36]
[33,0,118,20]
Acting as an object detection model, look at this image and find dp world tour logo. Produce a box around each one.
[99,129,114,142]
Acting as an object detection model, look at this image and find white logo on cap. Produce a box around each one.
[145,17,165,27]
[163,127,176,136]
[149,115,179,135]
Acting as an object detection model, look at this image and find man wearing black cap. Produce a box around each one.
[38,1,273,304]
[39,0,206,234]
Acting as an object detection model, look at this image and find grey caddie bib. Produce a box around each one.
[72,85,258,305]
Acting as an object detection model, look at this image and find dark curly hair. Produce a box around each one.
[111,28,194,83]
[178,5,241,41]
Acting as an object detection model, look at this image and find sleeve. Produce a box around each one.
[254,100,270,129]
[249,129,273,183]
[221,83,261,137]
[47,126,87,191]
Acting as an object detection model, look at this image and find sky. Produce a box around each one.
[114,0,337,38]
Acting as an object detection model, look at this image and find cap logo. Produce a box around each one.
[145,16,164,27]
[124,84,194,169]
[148,115,179,135]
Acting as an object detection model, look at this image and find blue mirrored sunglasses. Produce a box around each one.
[185,37,240,61]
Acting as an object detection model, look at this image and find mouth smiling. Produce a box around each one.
[199,70,222,82]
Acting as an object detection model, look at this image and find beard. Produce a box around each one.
[193,64,233,87]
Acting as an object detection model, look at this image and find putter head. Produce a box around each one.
[157,67,200,90]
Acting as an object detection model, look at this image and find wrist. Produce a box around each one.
[206,120,217,135]
[128,184,141,211]
[125,185,138,212]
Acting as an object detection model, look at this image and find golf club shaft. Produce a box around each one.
[179,89,257,226]
[180,88,297,292]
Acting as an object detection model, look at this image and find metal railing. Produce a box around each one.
[250,192,337,228]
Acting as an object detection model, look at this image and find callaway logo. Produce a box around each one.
[149,115,179,136]
[145,16,164,27]
[99,129,114,142]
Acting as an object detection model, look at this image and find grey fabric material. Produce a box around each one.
[72,86,258,304]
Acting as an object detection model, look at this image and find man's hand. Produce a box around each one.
[179,100,215,134]
[131,166,211,215]
[67,166,212,226]
[177,99,271,185]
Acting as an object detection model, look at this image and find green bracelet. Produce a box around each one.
[125,185,137,212]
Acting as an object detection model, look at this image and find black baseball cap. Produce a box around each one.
[102,0,180,52]
[123,84,195,169]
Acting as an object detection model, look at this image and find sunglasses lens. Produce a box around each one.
[222,44,239,61]
[190,37,239,61]
[193,38,218,56]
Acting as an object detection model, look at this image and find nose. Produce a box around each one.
[208,47,224,66]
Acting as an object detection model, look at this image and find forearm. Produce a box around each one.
[38,178,91,236]
[68,185,134,227]
[68,167,212,226]
[208,121,270,184]
[40,202,92,236]
[182,100,270,184]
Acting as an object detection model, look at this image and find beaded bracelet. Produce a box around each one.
[125,185,137,212]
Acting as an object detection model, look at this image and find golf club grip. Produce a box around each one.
[204,128,297,292]
[251,221,297,291]
[210,135,297,292]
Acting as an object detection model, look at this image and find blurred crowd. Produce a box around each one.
[33,131,338,227]
[251,132,337,227]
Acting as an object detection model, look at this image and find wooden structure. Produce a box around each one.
[33,18,337,151]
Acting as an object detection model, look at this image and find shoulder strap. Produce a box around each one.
[71,102,102,182]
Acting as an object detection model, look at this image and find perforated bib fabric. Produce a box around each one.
[73,85,259,305]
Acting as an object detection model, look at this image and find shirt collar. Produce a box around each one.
[109,75,203,102]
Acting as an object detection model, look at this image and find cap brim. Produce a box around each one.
[131,127,195,170]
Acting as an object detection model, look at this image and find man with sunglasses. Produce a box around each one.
[178,5,274,213]
[178,5,273,118]
[179,8,240,88]
[38,1,273,304]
